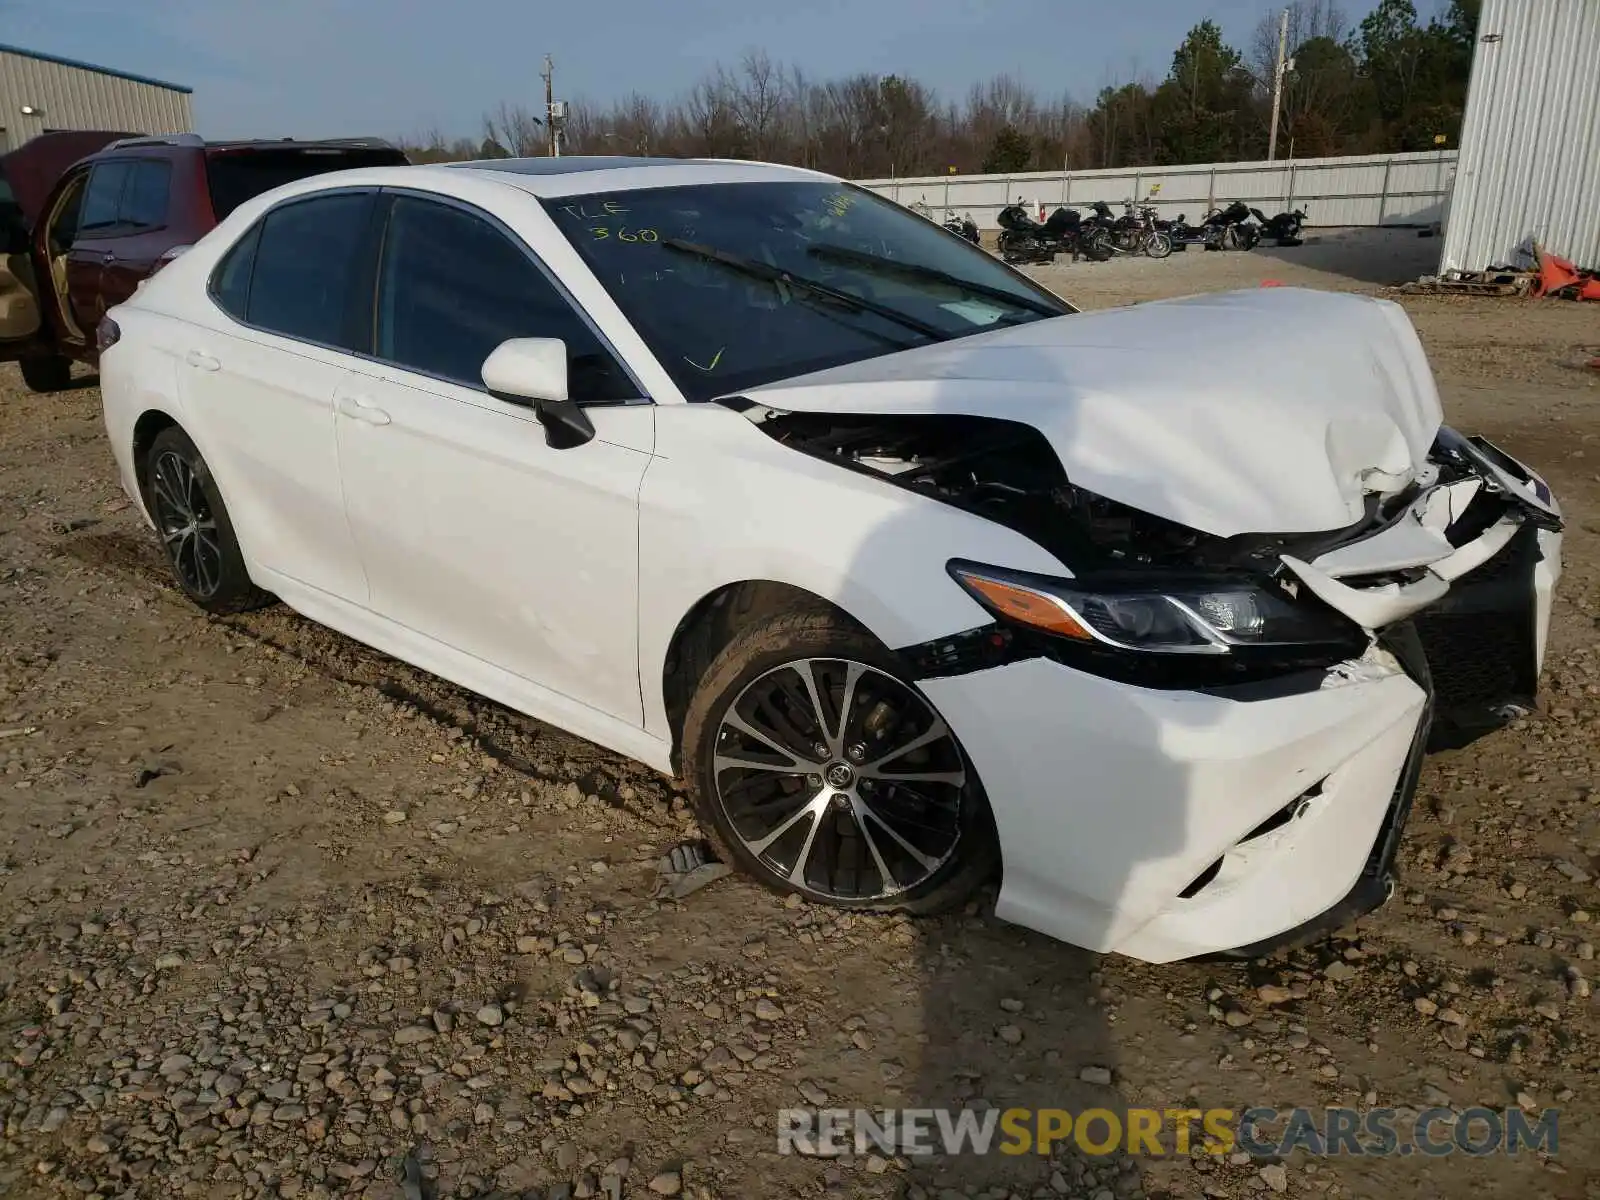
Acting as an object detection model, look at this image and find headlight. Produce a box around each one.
[948,560,1355,655]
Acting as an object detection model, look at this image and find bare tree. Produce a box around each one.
[483,102,545,157]
[726,50,786,160]
[1250,0,1351,85]
[684,75,743,157]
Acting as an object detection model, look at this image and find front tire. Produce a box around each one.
[141,426,273,614]
[20,355,72,393]
[1145,231,1174,259]
[681,608,997,915]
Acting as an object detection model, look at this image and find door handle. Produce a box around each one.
[338,394,391,426]
[185,350,220,372]
[102,251,117,265]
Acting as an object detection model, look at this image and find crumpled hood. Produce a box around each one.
[739,287,1444,537]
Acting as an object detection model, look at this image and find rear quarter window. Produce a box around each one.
[209,223,262,320]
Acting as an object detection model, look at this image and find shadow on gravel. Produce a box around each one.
[1254,228,1441,288]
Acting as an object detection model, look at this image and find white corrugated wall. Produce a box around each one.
[1439,0,1600,273]
[857,150,1458,231]
[0,49,192,151]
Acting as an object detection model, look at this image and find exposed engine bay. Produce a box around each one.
[731,401,1563,739]
[732,404,1540,579]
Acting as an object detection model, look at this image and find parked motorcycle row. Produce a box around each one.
[919,196,1308,267]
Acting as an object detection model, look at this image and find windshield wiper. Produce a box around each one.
[659,238,948,340]
[806,243,1068,318]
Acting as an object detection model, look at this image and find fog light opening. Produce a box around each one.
[1179,856,1224,899]
[1240,779,1325,844]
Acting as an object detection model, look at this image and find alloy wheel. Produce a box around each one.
[712,658,968,901]
[149,450,222,598]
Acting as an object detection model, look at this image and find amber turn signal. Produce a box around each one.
[952,570,1094,640]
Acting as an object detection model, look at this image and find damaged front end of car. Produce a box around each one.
[722,396,1562,959]
[728,401,1561,734]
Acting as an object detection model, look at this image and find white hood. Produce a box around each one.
[741,287,1444,537]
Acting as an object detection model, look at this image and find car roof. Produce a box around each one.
[189,158,847,239]
[436,156,836,197]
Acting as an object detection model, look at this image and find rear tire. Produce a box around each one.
[1081,229,1113,261]
[141,426,274,615]
[681,607,998,915]
[19,355,72,393]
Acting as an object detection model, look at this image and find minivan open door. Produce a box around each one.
[0,130,133,368]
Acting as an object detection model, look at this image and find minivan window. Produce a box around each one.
[374,195,636,402]
[120,161,172,228]
[78,162,132,234]
[245,193,372,346]
[205,147,408,221]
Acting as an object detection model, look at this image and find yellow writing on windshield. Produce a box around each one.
[589,226,659,243]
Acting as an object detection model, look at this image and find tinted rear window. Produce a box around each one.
[246,192,373,346]
[205,147,407,220]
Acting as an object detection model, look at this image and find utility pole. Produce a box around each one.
[1267,7,1288,161]
[542,55,555,157]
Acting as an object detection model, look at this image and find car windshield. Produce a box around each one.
[543,181,1074,400]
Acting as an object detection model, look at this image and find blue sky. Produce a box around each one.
[17,0,1338,141]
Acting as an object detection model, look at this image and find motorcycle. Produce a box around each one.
[1201,201,1261,251]
[1249,206,1309,245]
[943,212,981,244]
[996,204,1111,264]
[1081,201,1173,259]
[1153,212,1212,250]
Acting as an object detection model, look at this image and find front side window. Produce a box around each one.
[374,195,635,402]
[544,181,1073,400]
[245,192,373,346]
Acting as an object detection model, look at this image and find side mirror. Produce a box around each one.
[481,337,595,449]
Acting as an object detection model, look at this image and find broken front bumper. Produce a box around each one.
[919,433,1561,962]
[1284,430,1563,744]
[922,643,1433,962]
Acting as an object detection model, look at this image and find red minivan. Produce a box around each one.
[0,132,408,392]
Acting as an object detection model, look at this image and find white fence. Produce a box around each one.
[857,150,1459,230]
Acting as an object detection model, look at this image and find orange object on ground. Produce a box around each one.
[1260,279,1284,287]
[1534,246,1584,297]
[1580,278,1600,302]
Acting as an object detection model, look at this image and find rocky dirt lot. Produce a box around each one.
[1,230,1598,1200]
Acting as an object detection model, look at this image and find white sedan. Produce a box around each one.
[96,157,1563,962]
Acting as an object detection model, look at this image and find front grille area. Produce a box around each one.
[1412,522,1540,716]
[1414,610,1530,709]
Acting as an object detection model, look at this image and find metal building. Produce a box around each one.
[1439,0,1600,274]
[0,43,192,153]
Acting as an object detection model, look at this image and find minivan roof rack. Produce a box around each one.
[104,132,206,151]
[101,133,399,154]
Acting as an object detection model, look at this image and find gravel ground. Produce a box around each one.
[2,231,1598,1200]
